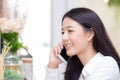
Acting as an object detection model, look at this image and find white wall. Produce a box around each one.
[22,0,51,80]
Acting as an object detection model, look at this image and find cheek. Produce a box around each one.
[72,32,88,53]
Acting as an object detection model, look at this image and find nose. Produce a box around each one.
[62,32,69,42]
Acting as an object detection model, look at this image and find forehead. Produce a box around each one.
[62,17,82,30]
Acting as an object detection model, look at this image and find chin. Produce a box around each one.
[67,50,75,57]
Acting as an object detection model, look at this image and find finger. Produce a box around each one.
[54,47,59,57]
[56,45,61,54]
[58,42,63,50]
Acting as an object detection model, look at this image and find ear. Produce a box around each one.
[87,28,95,41]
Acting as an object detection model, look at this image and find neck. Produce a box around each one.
[77,44,97,66]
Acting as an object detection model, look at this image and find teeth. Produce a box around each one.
[65,44,72,48]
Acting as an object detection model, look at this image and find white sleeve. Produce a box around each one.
[88,57,120,80]
[45,63,66,80]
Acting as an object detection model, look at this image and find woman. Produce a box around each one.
[45,8,120,80]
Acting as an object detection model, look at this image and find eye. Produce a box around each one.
[61,31,64,35]
[68,30,74,33]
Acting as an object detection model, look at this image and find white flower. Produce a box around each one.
[0,18,25,34]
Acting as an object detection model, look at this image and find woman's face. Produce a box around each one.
[62,17,90,56]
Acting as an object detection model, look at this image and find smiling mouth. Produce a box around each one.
[64,44,72,50]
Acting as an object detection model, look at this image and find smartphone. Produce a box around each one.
[58,47,70,64]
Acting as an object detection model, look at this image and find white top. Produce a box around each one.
[45,52,120,80]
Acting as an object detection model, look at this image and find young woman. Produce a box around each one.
[45,8,120,80]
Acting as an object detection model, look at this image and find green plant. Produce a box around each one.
[4,69,24,80]
[1,32,23,55]
[108,0,120,7]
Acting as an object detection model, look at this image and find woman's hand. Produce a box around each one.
[48,43,63,69]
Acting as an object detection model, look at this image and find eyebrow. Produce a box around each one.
[61,26,73,31]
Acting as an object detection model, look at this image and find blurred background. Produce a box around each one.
[0,0,120,80]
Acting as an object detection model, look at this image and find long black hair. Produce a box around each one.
[62,7,120,80]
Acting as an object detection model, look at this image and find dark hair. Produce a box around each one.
[62,7,120,80]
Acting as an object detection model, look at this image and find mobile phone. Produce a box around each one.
[58,47,70,64]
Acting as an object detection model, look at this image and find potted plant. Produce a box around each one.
[0,18,25,80]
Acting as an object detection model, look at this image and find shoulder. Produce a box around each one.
[88,56,120,80]
[96,56,119,74]
[100,56,119,68]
